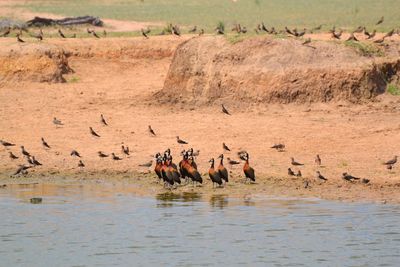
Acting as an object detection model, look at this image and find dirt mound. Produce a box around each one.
[0,43,71,84]
[158,36,400,104]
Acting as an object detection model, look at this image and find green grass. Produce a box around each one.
[344,41,384,57]
[13,0,400,31]
[387,83,400,95]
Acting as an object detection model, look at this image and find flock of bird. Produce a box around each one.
[0,104,398,190]
[0,15,398,46]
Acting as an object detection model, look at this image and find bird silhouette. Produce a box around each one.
[383,156,397,166]
[9,152,18,159]
[78,160,85,168]
[271,143,285,151]
[121,145,130,156]
[261,22,268,32]
[98,151,108,158]
[31,156,42,166]
[41,137,51,149]
[288,168,295,176]
[315,154,321,165]
[209,158,223,188]
[223,143,231,151]
[176,136,188,144]
[111,153,122,161]
[141,28,149,39]
[89,127,100,137]
[243,152,255,183]
[58,29,66,38]
[291,157,304,166]
[384,29,395,38]
[100,114,108,126]
[376,16,384,25]
[1,140,16,147]
[316,171,327,181]
[331,29,343,39]
[353,26,364,33]
[222,104,231,115]
[217,154,229,183]
[16,33,24,43]
[364,29,376,39]
[342,172,360,182]
[53,117,63,126]
[21,146,30,157]
[70,150,81,157]
[347,32,358,42]
[13,165,31,176]
[148,125,156,136]
[285,27,294,36]
[172,25,181,36]
[139,160,153,167]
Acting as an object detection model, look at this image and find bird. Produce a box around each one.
[13,165,31,176]
[295,170,301,177]
[261,22,268,32]
[26,156,34,165]
[288,168,295,176]
[302,38,311,45]
[98,151,108,158]
[1,140,16,147]
[41,137,51,149]
[100,114,108,126]
[222,143,231,151]
[21,146,30,157]
[331,29,343,39]
[361,178,370,184]
[271,143,285,151]
[91,30,100,38]
[58,29,66,38]
[243,152,255,183]
[291,157,304,166]
[364,29,376,39]
[121,145,130,156]
[9,152,19,159]
[347,32,358,42]
[154,156,163,181]
[342,172,360,182]
[311,25,323,32]
[376,16,384,25]
[374,37,385,44]
[241,26,247,34]
[189,26,197,33]
[217,154,229,183]
[315,154,321,165]
[70,150,81,157]
[176,136,188,144]
[383,156,397,166]
[148,125,156,136]
[141,28,149,39]
[387,164,393,170]
[53,117,63,126]
[0,27,11,37]
[31,156,42,166]
[78,160,85,168]
[16,33,24,43]
[285,26,294,36]
[32,29,43,41]
[384,29,395,38]
[316,171,327,181]
[198,29,204,36]
[296,28,306,37]
[208,158,223,188]
[139,160,153,167]
[227,157,240,165]
[172,25,181,36]
[222,104,231,115]
[185,156,203,185]
[111,153,122,161]
[353,26,364,33]
[167,156,181,186]
[89,127,100,137]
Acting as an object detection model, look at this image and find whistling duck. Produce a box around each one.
[209,158,223,188]
[148,125,156,136]
[111,153,122,161]
[376,16,384,25]
[217,154,229,183]
[154,156,163,181]
[243,153,255,183]
[185,156,202,185]
[179,151,189,183]
[122,145,130,156]
[168,156,181,185]
[161,156,174,188]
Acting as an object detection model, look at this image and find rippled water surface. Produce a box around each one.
[1,183,400,267]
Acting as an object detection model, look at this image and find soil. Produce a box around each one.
[0,34,399,204]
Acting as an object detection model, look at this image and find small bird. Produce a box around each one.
[316,171,327,181]
[315,154,321,165]
[172,25,181,36]
[13,165,31,176]
[353,26,364,33]
[223,143,231,151]
[383,156,397,166]
[91,30,100,38]
[78,160,85,168]
[89,127,100,137]
[296,170,302,177]
[291,157,304,166]
[331,29,342,39]
[26,156,34,165]
[342,172,360,182]
[209,158,223,188]
[376,16,384,25]
[139,160,153,167]
[271,143,285,151]
[362,178,370,184]
[71,150,81,157]
[31,156,42,166]
[1,140,16,147]
[176,136,188,144]
[285,26,294,35]
[189,26,197,33]
[217,154,229,183]
[121,145,130,156]
[100,114,108,126]
[148,125,156,136]
[261,22,268,32]
[141,28,149,39]
[302,38,311,45]
[21,146,30,157]
[58,29,66,38]
[16,33,24,43]
[222,104,231,115]
[41,137,51,149]
[288,168,295,176]
[384,29,395,38]
[364,29,376,39]
[198,29,204,36]
[9,152,18,159]
[227,157,240,165]
[98,151,108,158]
[53,117,63,126]
[111,153,122,161]
[347,32,358,42]
[243,152,255,183]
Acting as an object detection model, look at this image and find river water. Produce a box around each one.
[0,183,399,266]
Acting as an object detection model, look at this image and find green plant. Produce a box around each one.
[344,41,384,57]
[387,83,400,95]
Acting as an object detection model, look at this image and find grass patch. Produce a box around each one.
[387,83,400,95]
[344,41,384,57]
[67,76,80,83]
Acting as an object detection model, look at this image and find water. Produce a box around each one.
[1,183,400,267]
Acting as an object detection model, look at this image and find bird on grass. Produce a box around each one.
[222,104,231,115]
[342,172,360,182]
[347,32,358,42]
[291,157,304,166]
[198,29,204,36]
[148,125,156,136]
[364,29,376,39]
[31,156,42,166]
[70,150,81,157]
[1,140,16,147]
[331,29,343,40]
[176,136,188,144]
[209,158,223,188]
[41,137,51,149]
[172,25,181,36]
[316,171,327,181]
[223,143,231,152]
[89,127,100,137]
[9,152,19,160]
[100,114,108,126]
